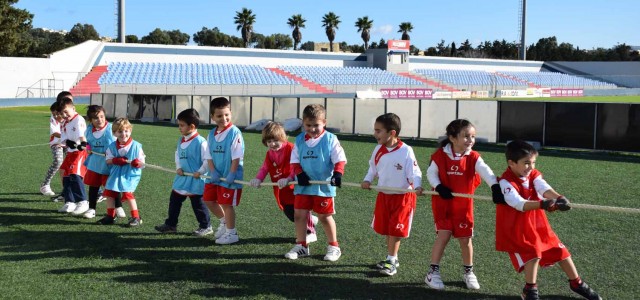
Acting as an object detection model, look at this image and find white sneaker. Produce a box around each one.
[323,245,342,262]
[284,244,309,260]
[214,222,226,239]
[306,232,317,243]
[425,269,445,290]
[40,185,55,196]
[51,195,64,202]
[116,207,126,218]
[71,201,89,216]
[83,209,96,219]
[97,195,107,203]
[463,271,480,290]
[58,202,76,213]
[311,214,318,226]
[215,231,239,245]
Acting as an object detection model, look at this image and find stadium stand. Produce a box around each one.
[69,65,108,96]
[498,71,617,89]
[278,66,425,87]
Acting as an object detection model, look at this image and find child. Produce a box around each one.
[494,140,601,300]
[155,108,212,236]
[281,104,347,262]
[40,102,65,197]
[78,105,124,219]
[204,97,245,245]
[57,97,89,213]
[425,119,503,290]
[97,118,145,227]
[361,113,423,276]
[249,122,318,243]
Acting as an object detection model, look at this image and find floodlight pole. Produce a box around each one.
[118,0,125,43]
[520,0,526,60]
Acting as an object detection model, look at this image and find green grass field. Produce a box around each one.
[1,106,639,299]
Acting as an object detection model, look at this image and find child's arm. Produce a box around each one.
[175,149,183,176]
[131,147,145,168]
[329,138,347,187]
[426,160,453,199]
[406,148,423,195]
[193,141,211,179]
[476,157,505,204]
[250,153,271,188]
[499,179,540,211]
[536,177,571,211]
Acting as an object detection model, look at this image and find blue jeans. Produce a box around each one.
[165,191,210,229]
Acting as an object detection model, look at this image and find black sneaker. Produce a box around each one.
[97,215,116,225]
[570,281,602,300]
[521,286,539,300]
[155,224,177,233]
[127,217,142,227]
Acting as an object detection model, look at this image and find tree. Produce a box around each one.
[425,47,437,56]
[397,22,413,41]
[253,33,292,50]
[141,28,172,44]
[66,23,99,45]
[0,0,33,56]
[299,41,314,51]
[450,42,457,56]
[125,34,139,43]
[167,30,190,45]
[287,14,306,50]
[355,16,373,50]
[436,39,449,56]
[321,12,341,52]
[193,27,244,47]
[234,7,256,48]
[26,28,68,57]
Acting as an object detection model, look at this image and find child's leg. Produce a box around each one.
[205,201,225,219]
[114,193,123,208]
[283,204,295,222]
[221,204,235,229]
[189,195,211,229]
[128,199,140,218]
[306,212,316,234]
[68,174,86,203]
[430,230,452,264]
[523,258,540,284]
[558,257,579,280]
[387,236,401,257]
[106,197,116,216]
[165,191,187,227]
[88,186,100,210]
[458,237,474,266]
[318,213,337,243]
[61,176,71,202]
[42,146,63,187]
[294,208,310,243]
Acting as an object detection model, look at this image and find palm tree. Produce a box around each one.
[287,14,306,50]
[321,12,341,52]
[234,7,256,48]
[398,22,413,41]
[355,16,373,50]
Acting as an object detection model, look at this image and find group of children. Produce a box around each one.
[40,92,601,300]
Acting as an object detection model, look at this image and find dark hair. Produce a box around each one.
[375,113,401,136]
[210,97,230,112]
[86,105,106,120]
[302,104,326,120]
[506,139,538,162]
[56,91,73,103]
[57,97,74,111]
[177,108,200,128]
[50,102,60,112]
[440,119,474,148]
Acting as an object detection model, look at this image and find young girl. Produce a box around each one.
[77,105,124,219]
[97,118,145,227]
[425,119,504,290]
[40,102,65,197]
[249,122,317,243]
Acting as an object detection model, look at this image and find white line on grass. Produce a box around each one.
[0,143,49,150]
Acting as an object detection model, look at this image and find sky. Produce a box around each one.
[15,0,640,50]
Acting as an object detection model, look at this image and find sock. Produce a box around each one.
[464,265,474,273]
[298,241,308,247]
[525,282,538,290]
[131,210,139,218]
[569,277,582,289]
[430,264,440,272]
[226,228,237,234]
[386,255,398,262]
[107,208,115,218]
[328,241,339,247]
[219,217,226,224]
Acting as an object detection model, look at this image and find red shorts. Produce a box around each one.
[272,186,295,210]
[104,189,136,201]
[203,183,242,206]
[60,151,87,177]
[372,192,416,238]
[294,194,334,215]
[508,244,571,273]
[432,196,474,238]
[83,170,108,187]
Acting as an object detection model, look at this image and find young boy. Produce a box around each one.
[361,113,423,276]
[155,108,212,236]
[204,97,245,245]
[57,97,88,213]
[40,102,65,197]
[281,104,347,261]
[97,118,145,227]
[494,140,601,300]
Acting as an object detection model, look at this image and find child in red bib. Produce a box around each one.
[494,140,601,300]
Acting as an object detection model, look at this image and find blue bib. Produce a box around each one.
[293,132,336,197]
[105,140,143,192]
[84,123,115,175]
[206,126,244,189]
[172,135,207,195]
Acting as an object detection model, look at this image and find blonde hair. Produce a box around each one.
[112,117,132,132]
[302,104,326,121]
[261,122,287,146]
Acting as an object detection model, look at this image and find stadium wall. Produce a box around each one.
[0,57,51,98]
[544,61,640,88]
[409,56,544,72]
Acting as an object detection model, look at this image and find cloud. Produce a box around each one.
[372,24,393,35]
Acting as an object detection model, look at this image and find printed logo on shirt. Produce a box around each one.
[394,163,403,170]
[179,150,188,159]
[504,187,511,195]
[93,141,104,149]
[273,169,282,178]
[303,150,318,159]
[212,145,225,154]
[447,165,463,176]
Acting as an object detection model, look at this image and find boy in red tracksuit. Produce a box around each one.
[494,139,601,300]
